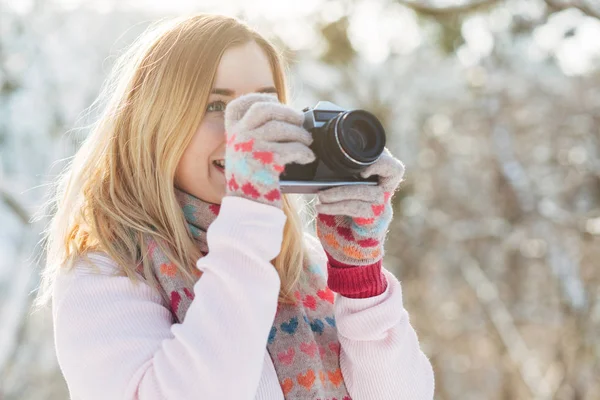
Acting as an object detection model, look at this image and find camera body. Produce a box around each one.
[280,101,386,193]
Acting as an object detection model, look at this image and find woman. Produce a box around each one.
[36,13,434,399]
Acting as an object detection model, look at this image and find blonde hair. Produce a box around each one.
[32,13,309,312]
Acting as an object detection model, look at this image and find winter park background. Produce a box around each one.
[1,0,600,399]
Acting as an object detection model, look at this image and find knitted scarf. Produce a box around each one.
[143,188,351,399]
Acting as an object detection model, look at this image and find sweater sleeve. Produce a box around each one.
[304,232,435,399]
[52,196,285,400]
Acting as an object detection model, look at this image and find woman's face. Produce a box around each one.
[175,40,277,204]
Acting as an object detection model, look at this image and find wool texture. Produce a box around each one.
[315,148,405,267]
[143,189,351,399]
[223,93,315,209]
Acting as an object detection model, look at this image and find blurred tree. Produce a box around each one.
[1,0,599,399]
[303,0,600,399]
[319,16,357,65]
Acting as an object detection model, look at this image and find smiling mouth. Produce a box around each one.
[212,159,225,173]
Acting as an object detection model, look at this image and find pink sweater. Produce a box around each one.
[52,197,434,399]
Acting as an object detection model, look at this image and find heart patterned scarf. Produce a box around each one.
[142,188,351,399]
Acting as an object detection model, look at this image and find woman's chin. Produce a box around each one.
[213,185,227,204]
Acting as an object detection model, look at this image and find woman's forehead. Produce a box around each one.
[212,41,276,96]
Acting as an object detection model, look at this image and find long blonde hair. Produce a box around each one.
[33,13,309,312]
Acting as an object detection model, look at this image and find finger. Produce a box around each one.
[224,93,279,125]
[256,141,316,166]
[359,150,405,192]
[252,120,313,147]
[315,200,375,218]
[359,149,403,179]
[228,101,304,134]
[240,102,304,130]
[316,184,383,204]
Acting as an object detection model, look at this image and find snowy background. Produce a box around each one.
[1,0,600,398]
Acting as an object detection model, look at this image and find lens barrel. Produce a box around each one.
[322,110,386,173]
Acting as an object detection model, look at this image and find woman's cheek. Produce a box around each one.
[202,115,226,135]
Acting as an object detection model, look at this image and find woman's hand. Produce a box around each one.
[315,148,405,266]
[224,93,315,209]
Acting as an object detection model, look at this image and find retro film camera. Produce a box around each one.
[280,101,386,193]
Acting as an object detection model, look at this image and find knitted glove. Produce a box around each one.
[315,147,405,267]
[224,93,315,209]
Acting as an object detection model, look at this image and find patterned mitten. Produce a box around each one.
[315,148,405,267]
[224,93,315,209]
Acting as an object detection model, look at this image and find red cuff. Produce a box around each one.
[325,252,388,298]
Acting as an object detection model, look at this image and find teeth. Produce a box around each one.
[213,160,225,168]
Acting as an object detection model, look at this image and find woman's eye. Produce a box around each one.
[206,100,227,112]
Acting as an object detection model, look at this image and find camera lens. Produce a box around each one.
[323,110,385,172]
[345,121,371,152]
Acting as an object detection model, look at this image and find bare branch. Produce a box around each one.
[0,185,31,224]
[397,0,502,16]
[545,0,600,19]
[0,255,36,376]
[446,240,553,399]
